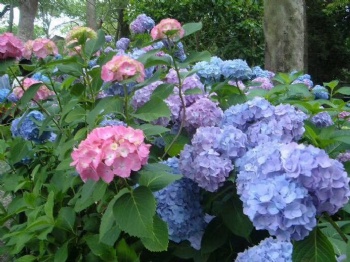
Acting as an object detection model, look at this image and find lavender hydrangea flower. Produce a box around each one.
[311,112,333,127]
[337,151,350,163]
[221,59,252,80]
[155,157,206,250]
[174,42,186,62]
[104,46,115,53]
[131,81,164,109]
[130,14,155,34]
[235,237,293,262]
[116,37,130,51]
[99,115,126,127]
[182,97,223,132]
[0,89,10,103]
[249,77,274,90]
[312,85,329,100]
[11,111,53,143]
[128,48,147,59]
[105,35,113,43]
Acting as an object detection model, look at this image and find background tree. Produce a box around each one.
[86,0,97,30]
[18,0,39,41]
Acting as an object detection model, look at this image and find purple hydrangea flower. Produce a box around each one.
[174,42,186,62]
[310,112,334,127]
[235,237,293,262]
[249,77,274,90]
[182,97,223,132]
[130,14,155,34]
[105,35,113,43]
[104,46,115,53]
[131,81,164,109]
[116,37,130,51]
[99,115,126,127]
[155,157,206,250]
[337,151,350,163]
[10,111,53,143]
[221,59,252,80]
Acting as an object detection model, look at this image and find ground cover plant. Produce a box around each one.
[1,14,350,262]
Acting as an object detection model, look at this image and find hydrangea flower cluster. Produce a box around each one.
[11,111,53,143]
[154,157,207,250]
[151,18,185,40]
[337,151,350,163]
[220,59,252,80]
[65,26,97,56]
[12,78,55,101]
[291,73,314,89]
[0,89,10,103]
[105,35,113,43]
[0,32,24,60]
[310,111,334,127]
[182,97,223,132]
[193,56,223,84]
[235,237,293,262]
[130,14,155,34]
[101,55,145,83]
[236,142,350,240]
[179,126,247,191]
[70,126,151,183]
[312,85,329,100]
[116,37,130,51]
[23,38,58,59]
[221,97,307,147]
[99,114,127,127]
[131,80,164,109]
[251,66,275,79]
[249,77,274,90]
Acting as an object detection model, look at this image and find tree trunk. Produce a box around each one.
[263,0,307,73]
[115,8,130,40]
[86,0,97,30]
[18,0,39,41]
[8,5,14,33]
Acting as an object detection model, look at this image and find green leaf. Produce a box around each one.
[116,238,139,262]
[183,22,203,37]
[54,241,69,262]
[74,180,100,212]
[100,196,121,245]
[85,234,117,261]
[150,83,174,100]
[85,29,105,58]
[143,55,172,68]
[180,51,211,67]
[56,63,83,77]
[221,198,253,239]
[324,80,339,90]
[70,83,86,96]
[133,97,171,122]
[15,255,36,262]
[44,191,55,221]
[65,106,86,123]
[335,87,350,95]
[163,132,190,157]
[56,207,76,232]
[141,215,169,252]
[8,139,30,164]
[137,163,182,191]
[201,217,229,254]
[184,87,203,95]
[18,83,41,106]
[113,186,156,238]
[0,58,16,74]
[138,124,169,138]
[293,228,336,262]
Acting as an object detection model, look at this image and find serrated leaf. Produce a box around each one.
[137,163,182,191]
[138,124,169,138]
[335,87,350,95]
[44,191,55,221]
[65,106,86,123]
[113,186,156,238]
[179,51,211,67]
[133,97,171,122]
[183,22,203,37]
[18,83,41,106]
[293,228,337,262]
[150,83,174,100]
[85,234,117,261]
[163,132,190,157]
[141,215,169,252]
[116,238,139,262]
[8,139,30,164]
[74,180,99,212]
[100,196,120,245]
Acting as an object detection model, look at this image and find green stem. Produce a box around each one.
[49,76,63,112]
[123,84,129,123]
[324,213,348,243]
[162,39,186,158]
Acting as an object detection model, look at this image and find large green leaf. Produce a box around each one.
[334,87,350,96]
[137,124,169,138]
[183,22,203,37]
[56,63,83,77]
[18,83,41,106]
[141,215,169,252]
[116,238,139,262]
[85,234,117,261]
[54,241,69,262]
[113,186,156,238]
[132,97,171,122]
[137,163,182,191]
[99,196,121,246]
[8,139,30,164]
[293,228,336,262]
[84,29,105,58]
[56,207,76,232]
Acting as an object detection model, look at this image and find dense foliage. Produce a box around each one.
[1,13,350,262]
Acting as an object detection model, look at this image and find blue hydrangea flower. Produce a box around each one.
[193,56,223,84]
[174,42,187,62]
[312,85,329,100]
[10,111,53,143]
[337,151,350,163]
[102,82,135,97]
[154,157,206,250]
[99,114,126,127]
[88,58,98,68]
[32,72,50,83]
[0,74,11,89]
[116,37,130,51]
[105,35,113,43]
[251,66,275,79]
[221,59,252,80]
[235,237,293,262]
[311,112,333,127]
[0,89,10,103]
[104,46,115,53]
[128,48,147,59]
[130,14,155,34]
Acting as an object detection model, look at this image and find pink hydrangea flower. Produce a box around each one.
[70,126,151,183]
[23,40,34,59]
[151,18,185,40]
[12,78,55,101]
[249,77,274,90]
[101,55,145,83]
[0,32,24,60]
[31,38,58,58]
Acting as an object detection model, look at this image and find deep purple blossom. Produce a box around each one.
[130,14,155,34]
[116,37,130,51]
[310,112,334,127]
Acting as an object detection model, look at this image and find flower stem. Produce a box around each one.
[123,84,129,123]
[323,213,348,243]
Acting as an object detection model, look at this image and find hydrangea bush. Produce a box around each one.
[1,14,350,262]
